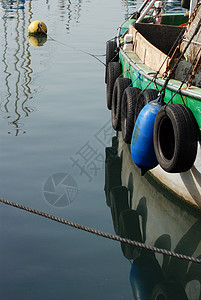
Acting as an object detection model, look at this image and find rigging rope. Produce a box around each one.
[128,3,201,94]
[160,18,201,95]
[0,197,201,264]
[121,12,186,93]
[165,46,201,105]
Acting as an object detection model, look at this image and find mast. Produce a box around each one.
[136,0,158,23]
[189,0,198,16]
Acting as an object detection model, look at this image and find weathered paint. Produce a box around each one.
[119,52,201,136]
[116,13,201,207]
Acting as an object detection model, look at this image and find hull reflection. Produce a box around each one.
[121,0,185,20]
[105,134,201,300]
[1,0,33,135]
[0,0,83,135]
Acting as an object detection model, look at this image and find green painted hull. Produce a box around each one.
[118,13,201,136]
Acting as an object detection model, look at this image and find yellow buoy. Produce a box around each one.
[28,20,47,35]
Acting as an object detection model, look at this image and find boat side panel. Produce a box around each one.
[119,51,201,135]
[120,19,135,36]
[128,24,169,74]
[161,14,188,26]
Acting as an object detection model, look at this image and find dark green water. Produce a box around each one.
[0,1,200,299]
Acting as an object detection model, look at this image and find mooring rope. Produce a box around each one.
[37,24,106,66]
[0,197,201,264]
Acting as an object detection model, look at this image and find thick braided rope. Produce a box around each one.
[0,198,201,264]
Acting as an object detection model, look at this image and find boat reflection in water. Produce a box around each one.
[0,0,82,135]
[105,134,201,300]
[121,0,184,20]
[1,0,34,136]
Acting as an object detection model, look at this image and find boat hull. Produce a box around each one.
[105,134,201,299]
[119,132,201,209]
[113,13,201,208]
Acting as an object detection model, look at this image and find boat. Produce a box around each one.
[104,136,201,300]
[105,0,201,209]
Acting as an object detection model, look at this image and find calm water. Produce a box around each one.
[0,1,200,299]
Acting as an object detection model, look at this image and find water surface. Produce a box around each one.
[0,1,200,300]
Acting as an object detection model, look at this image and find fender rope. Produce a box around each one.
[0,197,201,264]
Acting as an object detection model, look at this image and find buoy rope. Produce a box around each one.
[1,197,201,264]
[37,24,106,66]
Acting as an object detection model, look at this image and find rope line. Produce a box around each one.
[164,46,201,105]
[0,197,201,264]
[160,18,201,95]
[128,70,143,87]
[137,7,196,94]
[38,24,106,66]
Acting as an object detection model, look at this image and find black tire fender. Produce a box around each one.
[153,104,198,173]
[105,39,119,83]
[135,89,159,123]
[112,77,132,131]
[106,62,122,110]
[119,209,143,259]
[110,186,129,235]
[121,87,141,144]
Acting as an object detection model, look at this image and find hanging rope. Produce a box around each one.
[134,3,201,94]
[133,19,187,93]
[128,70,143,87]
[188,0,201,25]
[0,197,201,264]
[160,18,201,95]
[165,46,201,105]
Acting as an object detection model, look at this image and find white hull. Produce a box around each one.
[118,133,201,209]
[106,133,201,299]
[150,143,201,208]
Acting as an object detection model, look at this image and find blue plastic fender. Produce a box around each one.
[131,96,165,175]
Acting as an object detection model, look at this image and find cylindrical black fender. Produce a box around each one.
[112,77,132,131]
[121,87,141,144]
[106,62,122,110]
[153,104,198,173]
